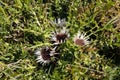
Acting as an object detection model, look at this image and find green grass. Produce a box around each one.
[0,0,120,80]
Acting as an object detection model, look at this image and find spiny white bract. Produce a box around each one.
[51,18,66,27]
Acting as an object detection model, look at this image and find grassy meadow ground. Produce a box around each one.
[0,0,120,80]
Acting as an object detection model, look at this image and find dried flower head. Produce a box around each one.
[50,27,70,45]
[34,46,59,65]
[51,18,66,27]
[73,31,90,46]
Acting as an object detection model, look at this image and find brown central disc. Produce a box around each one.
[41,48,51,60]
[56,33,67,42]
[74,39,85,46]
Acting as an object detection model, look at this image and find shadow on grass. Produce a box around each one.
[99,46,120,65]
[36,61,57,74]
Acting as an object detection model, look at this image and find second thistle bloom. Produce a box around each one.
[50,28,70,45]
[73,31,90,46]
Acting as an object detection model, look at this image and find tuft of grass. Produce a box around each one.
[0,0,120,80]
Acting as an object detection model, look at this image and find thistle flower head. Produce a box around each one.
[34,46,59,65]
[73,31,90,46]
[50,27,70,45]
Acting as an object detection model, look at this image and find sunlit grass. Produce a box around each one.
[0,0,120,80]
